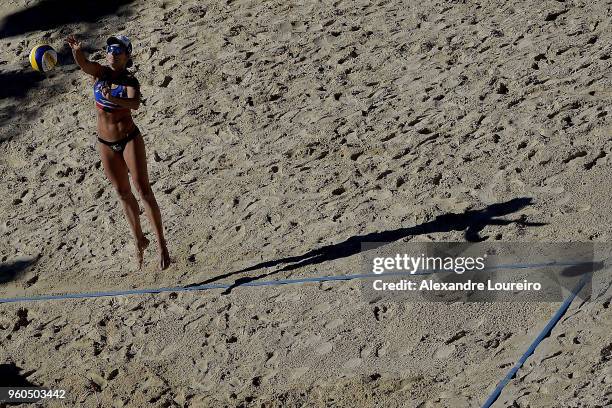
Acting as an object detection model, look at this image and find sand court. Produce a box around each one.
[1,0,611,406]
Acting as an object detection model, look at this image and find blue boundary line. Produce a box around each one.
[481,272,591,407]
[0,260,587,304]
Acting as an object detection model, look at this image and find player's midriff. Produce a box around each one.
[97,109,137,142]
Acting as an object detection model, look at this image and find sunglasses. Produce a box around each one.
[106,44,125,55]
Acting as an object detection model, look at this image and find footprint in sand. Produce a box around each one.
[360,343,375,358]
[342,358,362,370]
[290,366,309,380]
[324,318,344,330]
[312,302,333,314]
[434,343,456,359]
[304,334,322,347]
[316,341,333,355]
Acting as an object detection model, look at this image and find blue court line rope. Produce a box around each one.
[481,272,591,407]
[0,260,588,304]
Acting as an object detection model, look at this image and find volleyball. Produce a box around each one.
[29,44,58,72]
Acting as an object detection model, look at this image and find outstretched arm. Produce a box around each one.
[65,35,105,77]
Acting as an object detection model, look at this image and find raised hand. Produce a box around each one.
[65,34,82,51]
[65,34,105,78]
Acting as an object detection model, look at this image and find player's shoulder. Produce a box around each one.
[96,65,113,81]
[121,70,140,88]
[96,67,140,88]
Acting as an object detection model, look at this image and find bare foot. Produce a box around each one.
[135,236,150,269]
[159,245,171,270]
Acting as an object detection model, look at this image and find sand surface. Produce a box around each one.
[1,0,611,406]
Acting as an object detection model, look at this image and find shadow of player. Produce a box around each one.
[189,197,545,294]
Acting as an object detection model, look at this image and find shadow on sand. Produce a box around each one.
[0,363,38,405]
[0,0,136,39]
[0,70,46,100]
[0,256,38,285]
[189,197,546,294]
[0,363,37,387]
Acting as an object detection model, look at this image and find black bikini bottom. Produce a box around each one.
[98,126,140,153]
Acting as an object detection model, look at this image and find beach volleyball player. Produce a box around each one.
[66,34,171,270]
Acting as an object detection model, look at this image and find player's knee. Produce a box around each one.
[135,181,153,200]
[115,187,132,201]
